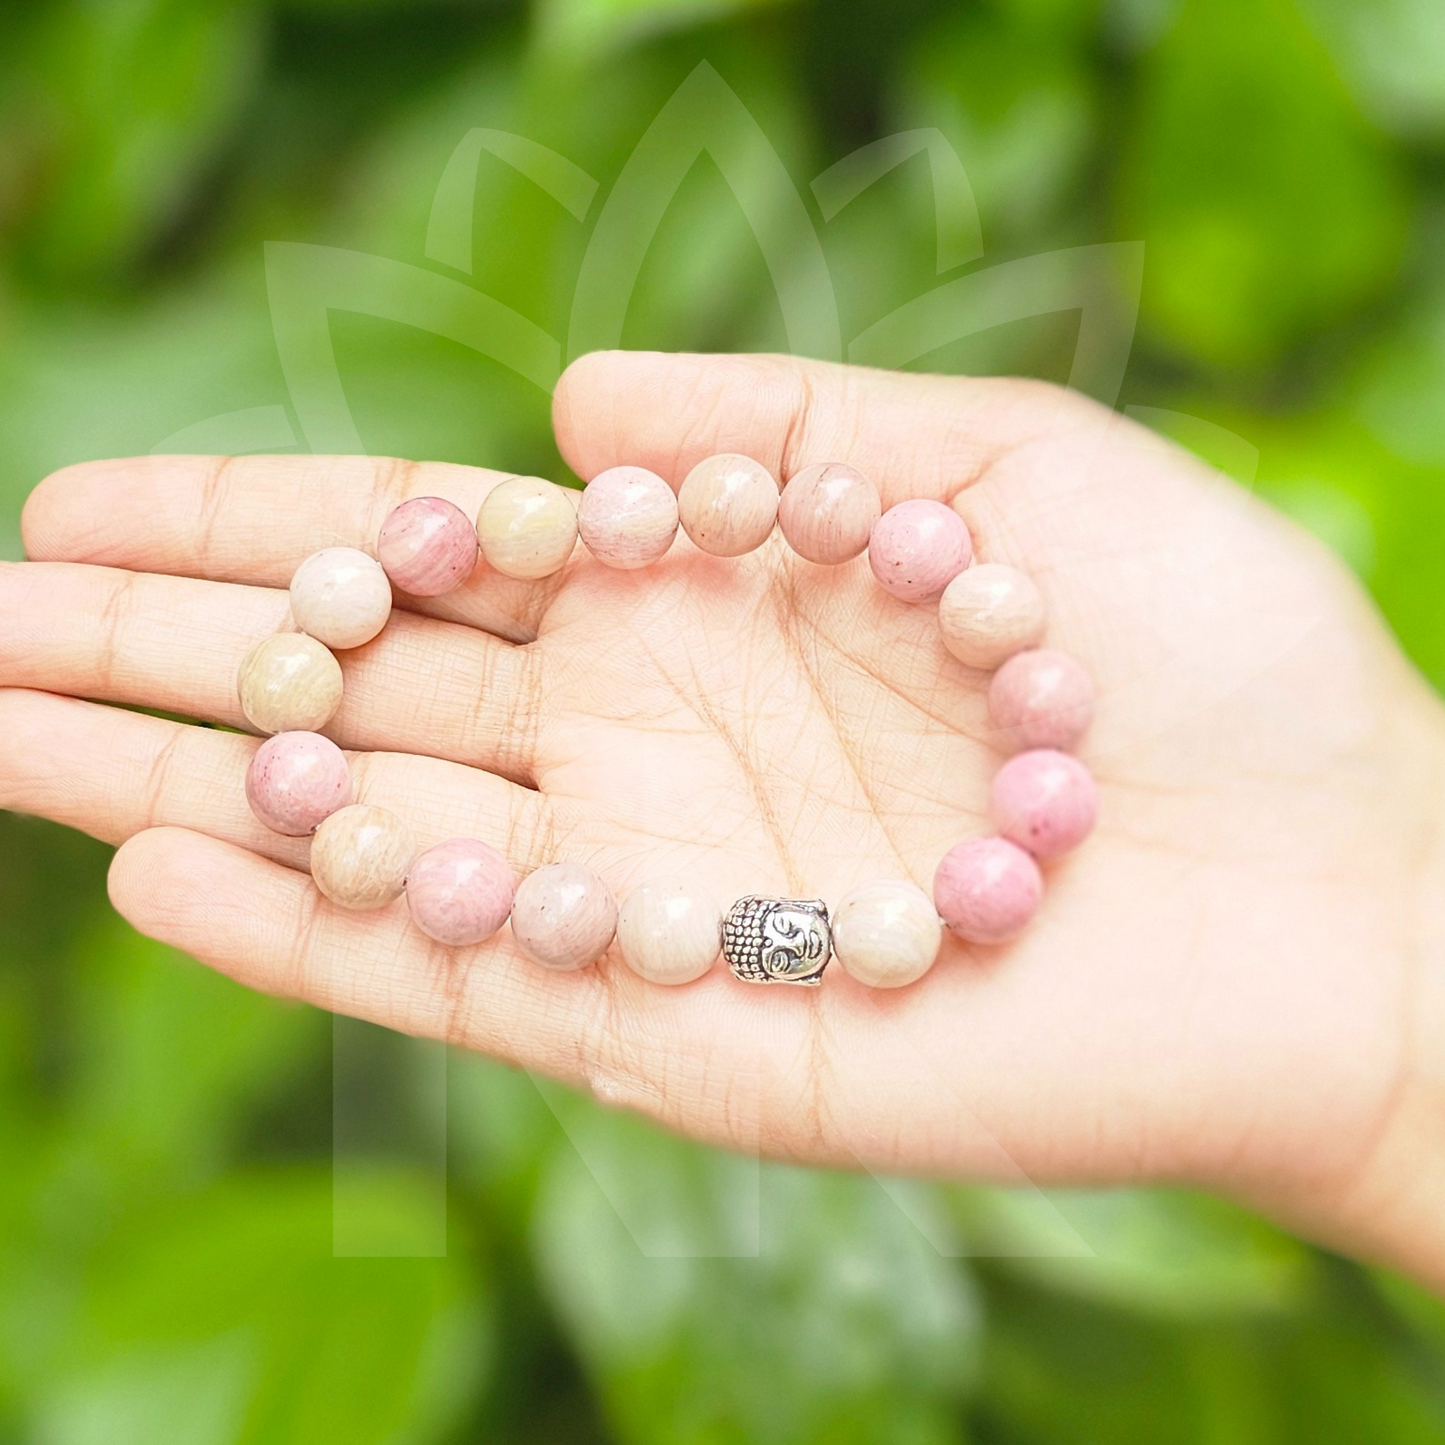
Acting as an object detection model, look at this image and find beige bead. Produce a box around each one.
[509,862,616,971]
[310,804,416,911]
[831,880,942,989]
[777,462,881,564]
[237,633,344,735]
[616,877,722,985]
[289,547,393,651]
[677,454,778,556]
[937,564,1046,671]
[476,476,578,579]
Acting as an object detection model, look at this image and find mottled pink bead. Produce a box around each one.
[510,862,617,971]
[933,837,1043,945]
[777,462,881,564]
[406,838,515,947]
[245,731,351,836]
[868,499,972,602]
[988,648,1095,752]
[989,748,1098,859]
[377,496,478,597]
[577,466,679,569]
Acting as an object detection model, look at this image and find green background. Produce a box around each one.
[4,0,1445,1440]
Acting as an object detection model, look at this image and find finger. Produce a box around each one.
[21,453,566,644]
[552,350,1100,504]
[0,687,557,876]
[0,562,540,781]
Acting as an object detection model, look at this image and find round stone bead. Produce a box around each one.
[377,496,478,597]
[510,862,617,971]
[310,804,417,910]
[577,466,679,569]
[245,731,351,836]
[616,877,722,985]
[405,838,515,947]
[988,648,1095,752]
[677,454,779,556]
[831,880,942,989]
[476,476,577,580]
[868,499,972,603]
[989,748,1098,859]
[933,837,1042,945]
[777,462,881,564]
[237,632,343,735]
[289,547,393,650]
[938,563,1046,671]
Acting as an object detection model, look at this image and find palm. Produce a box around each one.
[2,352,1439,1238]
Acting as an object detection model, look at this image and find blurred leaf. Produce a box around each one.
[1119,0,1410,366]
[533,0,794,62]
[957,1187,1313,1318]
[1353,273,1445,468]
[35,1169,491,1445]
[531,1098,978,1445]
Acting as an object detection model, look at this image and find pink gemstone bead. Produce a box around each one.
[577,466,679,569]
[988,648,1095,752]
[406,838,515,947]
[510,862,617,971]
[868,499,972,602]
[245,731,351,836]
[677,454,779,556]
[777,462,881,565]
[377,496,478,597]
[933,837,1042,945]
[937,563,1046,670]
[989,748,1098,859]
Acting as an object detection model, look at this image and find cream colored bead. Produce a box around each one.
[677,454,778,556]
[937,564,1046,671]
[476,476,578,579]
[616,877,722,985]
[310,804,416,911]
[831,880,942,989]
[237,632,344,735]
[289,547,393,651]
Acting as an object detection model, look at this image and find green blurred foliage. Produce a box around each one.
[3,0,1445,1440]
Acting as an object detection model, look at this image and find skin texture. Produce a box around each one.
[2,352,1445,1289]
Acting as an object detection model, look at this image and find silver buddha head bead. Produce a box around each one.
[722,896,832,986]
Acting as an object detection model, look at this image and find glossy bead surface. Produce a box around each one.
[831,880,942,989]
[777,463,881,564]
[988,648,1095,751]
[289,547,392,650]
[989,748,1098,859]
[310,804,416,910]
[867,499,973,603]
[677,454,779,556]
[406,838,515,947]
[933,837,1042,945]
[476,476,578,580]
[616,877,722,985]
[577,466,679,569]
[377,496,478,597]
[510,862,616,971]
[237,632,343,735]
[938,564,1046,670]
[245,731,351,836]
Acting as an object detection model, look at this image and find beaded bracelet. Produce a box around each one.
[236,456,1097,991]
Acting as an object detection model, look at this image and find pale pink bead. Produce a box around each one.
[510,862,617,971]
[777,462,881,564]
[988,648,1095,751]
[577,466,679,569]
[677,454,779,556]
[406,838,515,947]
[245,731,351,836]
[938,564,1046,670]
[989,748,1098,859]
[868,499,972,602]
[377,496,478,597]
[933,837,1042,945]
[289,547,392,650]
